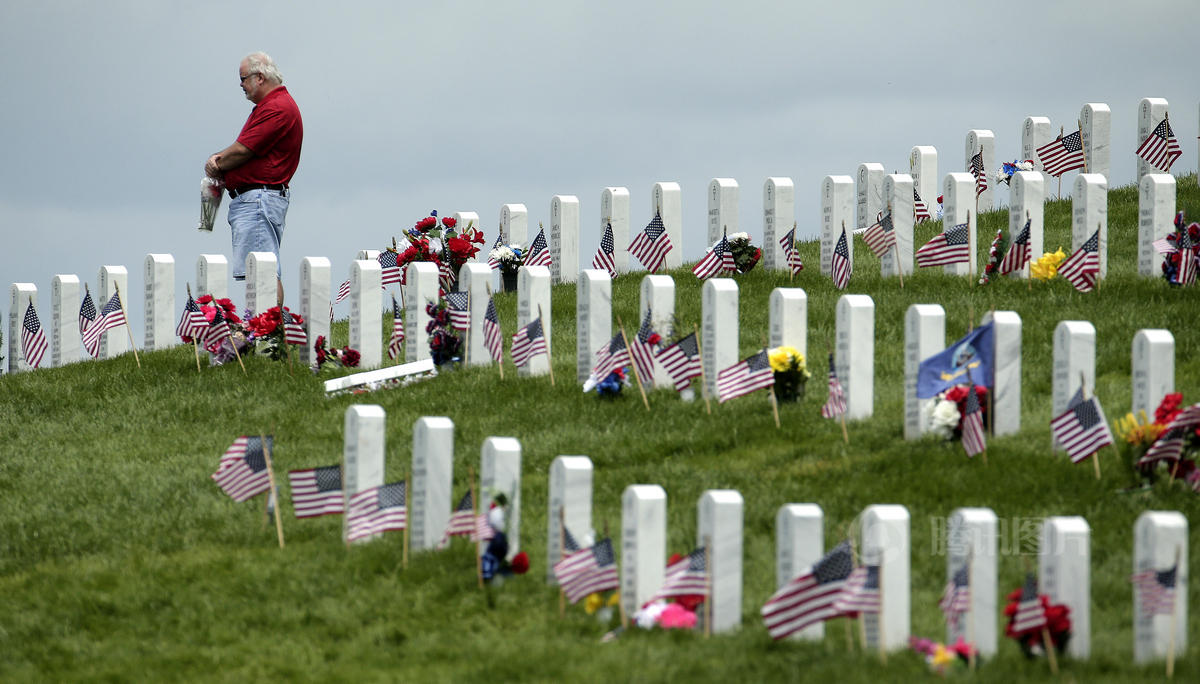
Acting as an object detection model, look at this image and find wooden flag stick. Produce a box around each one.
[261,433,284,549]
[693,323,712,415]
[537,304,555,387]
[1042,625,1059,674]
[227,325,247,375]
[186,284,202,372]
[472,466,484,589]
[402,468,409,570]
[111,282,141,369]
[761,339,780,429]
[485,284,504,380]
[618,317,650,411]
[703,534,713,639]
[1167,544,1180,678]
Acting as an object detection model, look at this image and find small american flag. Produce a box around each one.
[656,332,702,391]
[281,307,306,346]
[961,386,986,458]
[830,225,852,290]
[438,254,457,293]
[79,290,98,346]
[288,465,344,518]
[437,490,476,548]
[1137,403,1200,466]
[556,537,620,604]
[761,540,854,640]
[970,148,987,197]
[377,250,402,286]
[81,292,127,355]
[1175,223,1196,286]
[201,306,232,353]
[175,293,207,341]
[820,353,847,419]
[1037,130,1087,177]
[20,302,48,369]
[693,230,735,279]
[716,349,774,403]
[914,189,932,222]
[1011,573,1047,634]
[591,333,631,383]
[1051,387,1114,464]
[629,309,659,382]
[629,211,673,273]
[482,296,503,363]
[212,435,273,502]
[387,295,404,360]
[1136,117,1183,172]
[832,564,880,613]
[862,211,896,259]
[916,222,971,268]
[336,279,351,304]
[940,563,971,625]
[525,227,552,268]
[650,547,709,602]
[345,481,407,542]
[445,292,471,332]
[592,221,617,279]
[1131,563,1177,618]
[1057,230,1101,292]
[472,509,494,543]
[510,317,547,368]
[998,219,1032,275]
[779,226,804,275]
[486,233,504,270]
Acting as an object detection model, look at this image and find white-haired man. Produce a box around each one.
[205,52,303,304]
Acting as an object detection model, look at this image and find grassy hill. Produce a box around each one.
[1,176,1198,681]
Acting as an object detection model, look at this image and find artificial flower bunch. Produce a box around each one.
[594,367,629,398]
[488,243,525,277]
[630,551,705,631]
[1160,213,1200,286]
[243,306,305,362]
[726,232,762,273]
[924,384,988,440]
[443,221,486,276]
[1030,247,1066,281]
[184,295,248,364]
[1003,585,1071,659]
[994,159,1034,186]
[979,229,1006,285]
[908,636,975,674]
[768,346,810,402]
[1117,392,1200,490]
[584,590,621,625]
[424,301,462,366]
[311,335,361,372]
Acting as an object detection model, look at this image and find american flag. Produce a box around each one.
[482,296,503,363]
[288,465,344,518]
[79,290,98,353]
[555,537,620,604]
[914,189,932,222]
[1037,130,1087,177]
[201,306,232,352]
[445,291,471,332]
[1057,230,1101,292]
[970,148,987,197]
[387,295,405,360]
[81,292,127,354]
[939,563,971,624]
[657,332,702,391]
[486,233,504,270]
[779,226,804,275]
[1131,563,1178,618]
[437,490,476,548]
[832,564,880,613]
[830,225,852,290]
[629,211,673,273]
[20,302,48,369]
[916,222,970,268]
[629,309,659,381]
[473,509,494,543]
[998,219,1032,275]
[345,481,407,542]
[862,211,896,258]
[561,524,581,554]
[961,386,986,458]
[1175,222,1196,286]
[716,349,774,403]
[761,540,854,640]
[592,221,617,279]
[1011,573,1047,633]
[1136,117,1183,172]
[1137,403,1200,466]
[820,353,847,419]
[510,317,547,368]
[336,279,351,304]
[211,435,273,502]
[693,231,735,279]
[650,547,709,602]
[591,332,631,383]
[1051,387,1114,464]
[175,292,207,341]
[438,255,457,292]
[525,227,552,268]
[281,307,306,346]
[377,250,402,286]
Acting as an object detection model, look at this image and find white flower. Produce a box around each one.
[929,399,962,440]
[727,231,751,243]
[1017,160,1034,172]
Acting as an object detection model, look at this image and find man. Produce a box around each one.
[205,52,302,305]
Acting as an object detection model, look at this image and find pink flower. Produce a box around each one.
[657,603,697,629]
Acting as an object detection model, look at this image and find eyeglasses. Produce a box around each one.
[239,73,259,84]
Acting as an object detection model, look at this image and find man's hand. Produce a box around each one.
[206,142,254,178]
[205,154,223,178]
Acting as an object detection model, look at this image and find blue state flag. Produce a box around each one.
[916,322,994,398]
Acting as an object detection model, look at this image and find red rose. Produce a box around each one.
[647,333,661,346]
[442,216,457,229]
[196,294,213,305]
[415,216,437,232]
[340,347,361,367]
[510,551,529,575]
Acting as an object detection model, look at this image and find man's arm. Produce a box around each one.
[205,141,254,178]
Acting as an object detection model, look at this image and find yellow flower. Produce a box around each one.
[931,644,955,668]
[1030,247,1066,281]
[769,346,802,372]
[584,592,603,615]
[606,591,620,607]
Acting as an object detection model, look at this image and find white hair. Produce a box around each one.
[244,52,283,85]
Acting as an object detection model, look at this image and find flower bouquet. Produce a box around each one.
[311,335,361,372]
[994,159,1034,186]
[979,230,1005,285]
[908,636,976,674]
[1003,585,1071,659]
[768,346,810,402]
[244,306,305,362]
[1115,392,1200,491]
[925,384,988,439]
[727,232,762,274]
[198,176,224,232]
[488,243,525,291]
[424,300,462,367]
[1030,247,1066,281]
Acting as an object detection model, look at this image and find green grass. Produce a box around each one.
[2,176,1199,682]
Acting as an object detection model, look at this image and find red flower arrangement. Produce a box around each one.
[392,212,486,286]
[311,335,361,371]
[195,295,241,326]
[1003,585,1071,658]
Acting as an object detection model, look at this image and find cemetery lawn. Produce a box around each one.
[2,177,1199,682]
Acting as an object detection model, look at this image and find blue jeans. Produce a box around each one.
[228,188,288,280]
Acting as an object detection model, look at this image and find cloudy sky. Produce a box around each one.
[2,1,1197,338]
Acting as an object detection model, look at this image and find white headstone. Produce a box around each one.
[453,211,482,258]
[500,203,528,247]
[651,182,683,269]
[576,270,611,383]
[1039,516,1091,659]
[547,455,594,584]
[1021,116,1053,189]
[410,416,454,552]
[856,163,885,233]
[763,177,794,271]
[1133,511,1188,663]
[904,304,945,440]
[860,504,910,652]
[702,278,739,398]
[1052,321,1096,449]
[50,275,80,367]
[404,261,438,364]
[775,504,824,640]
[517,265,552,377]
[909,146,938,214]
[942,173,977,277]
[981,311,1021,436]
[1137,98,1170,181]
[550,195,579,284]
[821,176,854,277]
[342,404,386,544]
[698,489,743,634]
[708,178,739,246]
[481,436,521,560]
[348,260,382,369]
[1080,103,1111,184]
[621,484,667,617]
[460,263,493,367]
[836,294,874,420]
[881,174,914,277]
[966,130,995,212]
[601,187,631,273]
[8,283,37,372]
[1072,173,1108,279]
[355,249,381,262]
[1009,172,1045,279]
[245,252,278,316]
[97,265,128,359]
[768,288,806,360]
[299,257,331,365]
[1132,329,1175,418]
[1139,174,1176,277]
[196,254,228,302]
[143,254,175,351]
[640,275,675,388]
[946,508,998,656]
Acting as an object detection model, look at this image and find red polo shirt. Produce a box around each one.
[224,86,303,188]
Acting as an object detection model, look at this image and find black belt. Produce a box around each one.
[229,184,287,198]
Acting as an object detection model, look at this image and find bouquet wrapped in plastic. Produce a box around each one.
[198,176,225,232]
